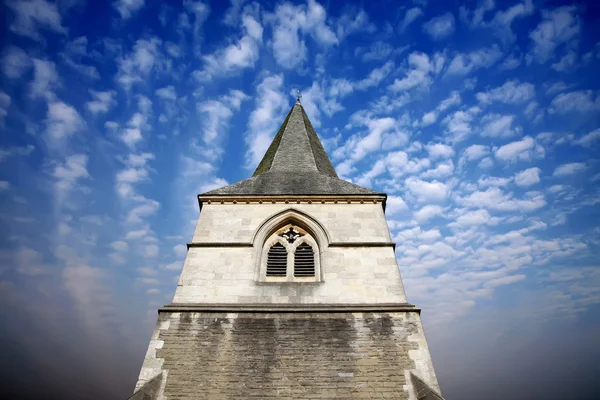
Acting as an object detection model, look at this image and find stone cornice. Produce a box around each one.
[187,241,396,251]
[159,303,419,313]
[187,242,253,249]
[330,241,396,251]
[198,194,386,206]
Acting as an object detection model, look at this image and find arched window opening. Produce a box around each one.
[258,220,322,283]
[294,243,315,277]
[266,243,287,276]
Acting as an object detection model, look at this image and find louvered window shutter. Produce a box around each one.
[266,243,287,276]
[294,243,315,277]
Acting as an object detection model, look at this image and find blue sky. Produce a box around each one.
[1,0,599,399]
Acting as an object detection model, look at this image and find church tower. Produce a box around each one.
[131,99,444,400]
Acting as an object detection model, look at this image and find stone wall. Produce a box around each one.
[174,246,406,304]
[135,311,441,400]
[191,203,392,244]
[173,202,408,305]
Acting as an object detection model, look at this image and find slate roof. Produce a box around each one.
[202,102,383,196]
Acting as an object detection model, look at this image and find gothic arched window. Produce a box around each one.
[260,223,320,282]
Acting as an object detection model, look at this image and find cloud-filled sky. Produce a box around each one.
[1,0,599,399]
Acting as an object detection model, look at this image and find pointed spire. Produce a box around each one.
[252,102,338,178]
[201,102,382,196]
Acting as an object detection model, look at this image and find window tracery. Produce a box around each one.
[260,222,320,282]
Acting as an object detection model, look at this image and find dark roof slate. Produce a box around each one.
[202,102,382,196]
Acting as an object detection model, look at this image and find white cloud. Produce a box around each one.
[445,45,503,76]
[198,177,228,194]
[480,114,517,137]
[420,160,454,179]
[395,226,442,243]
[482,274,526,289]
[196,14,262,80]
[269,0,338,69]
[173,244,187,258]
[386,196,408,216]
[552,50,577,72]
[400,7,423,31]
[5,0,66,40]
[383,151,430,178]
[121,129,142,148]
[339,117,400,168]
[478,157,494,169]
[117,38,162,90]
[120,96,153,148]
[495,136,543,162]
[459,0,495,27]
[45,101,84,141]
[442,107,480,143]
[461,0,534,43]
[61,36,100,79]
[574,129,600,146]
[413,205,444,223]
[529,6,580,64]
[54,154,89,192]
[245,74,288,168]
[461,144,489,162]
[359,41,395,62]
[0,144,35,162]
[110,241,129,252]
[30,58,58,100]
[155,86,177,101]
[553,163,585,177]
[545,81,571,96]
[389,52,434,92]
[426,143,454,159]
[222,0,247,26]
[457,187,546,212]
[335,8,375,40]
[115,153,155,198]
[476,80,535,104]
[422,12,455,40]
[86,90,116,114]
[478,176,512,188]
[197,89,249,150]
[421,91,461,126]
[421,111,437,127]
[125,229,151,240]
[142,244,159,258]
[454,209,491,227]
[405,177,449,203]
[549,90,600,114]
[127,198,160,224]
[355,61,394,90]
[114,0,145,19]
[499,54,521,71]
[2,46,31,79]
[116,167,148,184]
[515,167,541,186]
[0,92,10,125]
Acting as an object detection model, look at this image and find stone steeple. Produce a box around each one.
[131,97,444,400]
[203,102,380,196]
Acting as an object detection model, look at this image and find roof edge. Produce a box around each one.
[252,105,294,176]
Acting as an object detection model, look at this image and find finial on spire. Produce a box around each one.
[296,89,302,104]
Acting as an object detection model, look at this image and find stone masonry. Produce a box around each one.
[131,101,443,399]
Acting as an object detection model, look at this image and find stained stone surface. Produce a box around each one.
[148,311,438,400]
